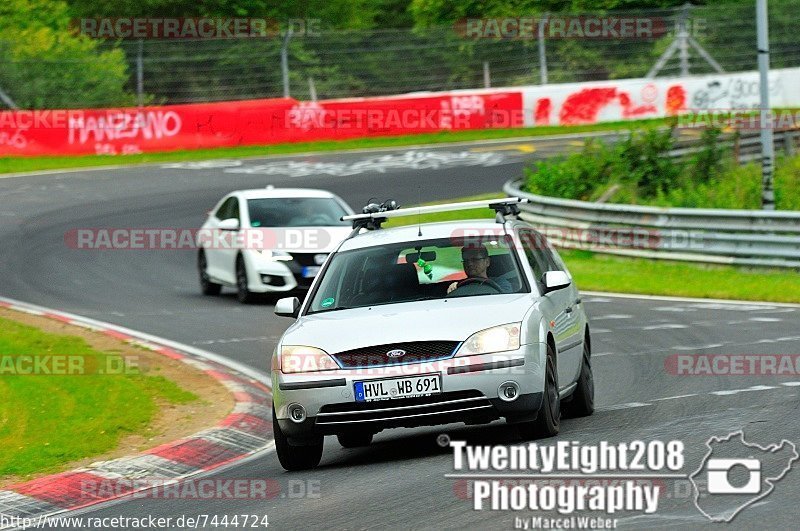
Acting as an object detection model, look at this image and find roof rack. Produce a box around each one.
[341,197,527,230]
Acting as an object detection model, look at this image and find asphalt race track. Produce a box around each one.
[1,137,799,529]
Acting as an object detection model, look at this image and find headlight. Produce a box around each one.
[455,323,521,356]
[280,345,339,374]
[256,249,293,261]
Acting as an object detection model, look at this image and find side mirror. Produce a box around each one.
[275,297,300,318]
[218,218,240,231]
[542,271,570,293]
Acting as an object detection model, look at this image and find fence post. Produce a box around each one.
[679,3,691,77]
[0,86,18,109]
[308,77,317,101]
[136,40,144,107]
[483,61,490,88]
[785,130,796,157]
[756,0,775,210]
[538,14,548,85]
[281,28,294,98]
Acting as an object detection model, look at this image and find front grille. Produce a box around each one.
[333,341,460,368]
[288,253,323,267]
[315,390,493,429]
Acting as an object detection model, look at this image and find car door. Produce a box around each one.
[205,196,240,284]
[519,229,582,391]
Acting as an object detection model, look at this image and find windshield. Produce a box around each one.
[307,235,527,313]
[247,197,350,227]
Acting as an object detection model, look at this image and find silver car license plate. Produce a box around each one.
[354,374,441,402]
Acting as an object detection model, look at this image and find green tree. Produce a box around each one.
[0,0,135,109]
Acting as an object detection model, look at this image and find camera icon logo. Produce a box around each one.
[706,458,761,494]
[690,431,799,522]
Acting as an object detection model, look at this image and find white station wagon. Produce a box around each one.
[271,198,594,470]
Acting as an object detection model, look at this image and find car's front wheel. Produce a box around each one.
[518,343,560,440]
[273,407,323,471]
[198,251,221,296]
[337,432,373,448]
[236,256,256,304]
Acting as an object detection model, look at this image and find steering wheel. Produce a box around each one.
[455,276,503,293]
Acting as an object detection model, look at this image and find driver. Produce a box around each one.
[447,245,512,294]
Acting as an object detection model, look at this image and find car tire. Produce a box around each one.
[563,339,594,418]
[236,256,256,304]
[198,251,221,296]
[337,432,374,448]
[273,406,324,471]
[518,344,560,440]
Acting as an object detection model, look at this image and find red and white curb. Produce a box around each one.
[0,296,274,524]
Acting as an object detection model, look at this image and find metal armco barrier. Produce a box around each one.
[504,178,800,269]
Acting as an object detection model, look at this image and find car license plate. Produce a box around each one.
[302,266,321,278]
[354,374,441,402]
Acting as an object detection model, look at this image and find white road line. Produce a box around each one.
[652,394,699,401]
[592,352,614,357]
[710,385,778,396]
[582,290,800,308]
[597,402,652,411]
[602,383,797,411]
[749,317,782,322]
[642,323,688,330]
[592,314,633,320]
[672,343,723,351]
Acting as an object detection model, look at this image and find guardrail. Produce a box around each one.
[504,175,800,269]
[668,128,799,163]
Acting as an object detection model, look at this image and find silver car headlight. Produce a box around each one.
[280,345,339,374]
[256,249,293,261]
[455,323,521,356]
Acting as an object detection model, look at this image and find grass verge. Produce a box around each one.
[0,315,197,478]
[0,118,668,175]
[387,193,800,303]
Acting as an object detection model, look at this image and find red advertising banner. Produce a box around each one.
[0,91,523,157]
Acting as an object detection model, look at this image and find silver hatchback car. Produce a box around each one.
[271,198,594,470]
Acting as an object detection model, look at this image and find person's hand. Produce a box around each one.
[447,282,458,294]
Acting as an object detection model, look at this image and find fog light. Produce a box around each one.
[498,381,520,402]
[261,274,286,286]
[288,403,306,423]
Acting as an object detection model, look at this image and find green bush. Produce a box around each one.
[775,155,800,210]
[523,126,683,201]
[523,125,800,210]
[524,139,613,200]
[614,127,680,198]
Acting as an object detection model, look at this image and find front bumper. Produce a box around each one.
[244,253,320,293]
[272,343,547,441]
